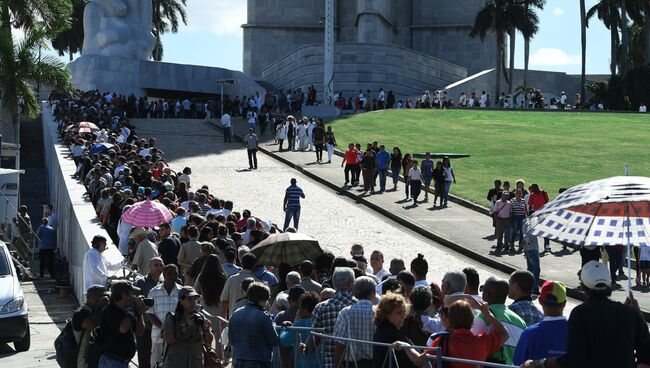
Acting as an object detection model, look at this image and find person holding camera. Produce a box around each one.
[161,286,214,368]
[97,280,148,368]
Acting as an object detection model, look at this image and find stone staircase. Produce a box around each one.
[19,115,48,229]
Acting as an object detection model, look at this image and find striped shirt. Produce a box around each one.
[511,199,527,216]
[285,184,305,208]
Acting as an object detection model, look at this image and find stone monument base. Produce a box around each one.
[70,55,264,97]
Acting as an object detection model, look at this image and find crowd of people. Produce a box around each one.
[41,89,650,368]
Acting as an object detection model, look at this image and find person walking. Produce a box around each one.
[341,143,359,187]
[312,121,325,163]
[221,112,232,142]
[287,116,296,151]
[325,126,337,163]
[493,191,513,252]
[276,121,287,151]
[244,128,259,170]
[36,218,57,279]
[421,153,434,201]
[442,157,456,206]
[246,108,257,132]
[360,148,377,194]
[408,160,423,206]
[390,147,402,191]
[375,145,390,192]
[402,153,413,199]
[283,178,305,231]
[432,161,445,207]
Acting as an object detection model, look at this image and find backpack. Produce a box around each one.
[431,331,452,368]
[84,326,104,368]
[54,319,78,368]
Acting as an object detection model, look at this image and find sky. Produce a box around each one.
[54,0,612,75]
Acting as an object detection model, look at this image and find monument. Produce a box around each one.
[244,0,584,104]
[70,0,263,98]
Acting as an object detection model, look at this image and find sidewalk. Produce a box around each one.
[225,119,650,317]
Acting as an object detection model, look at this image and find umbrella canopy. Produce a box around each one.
[528,176,650,247]
[527,176,650,293]
[120,200,174,227]
[250,232,323,266]
[78,121,100,131]
[89,142,115,155]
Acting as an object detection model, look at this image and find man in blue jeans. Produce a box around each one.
[283,178,305,230]
[375,145,391,192]
[522,220,541,294]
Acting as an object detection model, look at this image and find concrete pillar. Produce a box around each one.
[324,0,335,105]
[356,0,393,44]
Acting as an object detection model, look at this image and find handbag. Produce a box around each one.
[202,343,220,368]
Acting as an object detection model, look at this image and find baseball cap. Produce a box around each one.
[86,284,108,298]
[178,286,200,299]
[580,261,611,290]
[539,281,567,305]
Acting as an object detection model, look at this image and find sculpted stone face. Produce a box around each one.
[82,0,156,60]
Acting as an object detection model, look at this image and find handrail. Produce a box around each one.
[311,331,517,368]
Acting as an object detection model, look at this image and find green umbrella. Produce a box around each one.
[250,232,323,266]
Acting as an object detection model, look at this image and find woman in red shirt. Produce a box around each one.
[528,184,550,251]
[393,299,508,368]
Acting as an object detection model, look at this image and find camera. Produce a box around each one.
[190,313,204,326]
[143,298,155,307]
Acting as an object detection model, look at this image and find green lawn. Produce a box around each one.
[327,109,650,206]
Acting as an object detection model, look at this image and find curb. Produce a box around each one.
[206,120,650,321]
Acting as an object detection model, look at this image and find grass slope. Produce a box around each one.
[328,109,650,206]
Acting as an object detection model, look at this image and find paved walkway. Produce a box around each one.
[221,118,649,314]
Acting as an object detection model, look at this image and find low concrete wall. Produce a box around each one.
[41,103,123,300]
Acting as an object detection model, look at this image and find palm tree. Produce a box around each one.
[0,27,70,144]
[470,0,530,102]
[152,0,188,61]
[580,0,587,106]
[520,0,544,101]
[0,0,71,143]
[51,0,88,61]
[587,0,623,77]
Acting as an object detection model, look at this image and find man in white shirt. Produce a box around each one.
[113,156,127,178]
[459,92,467,107]
[640,103,647,113]
[480,91,487,107]
[378,88,386,109]
[559,91,567,108]
[370,250,389,282]
[82,235,123,292]
[307,119,316,151]
[221,112,232,142]
[147,264,181,367]
[182,98,192,118]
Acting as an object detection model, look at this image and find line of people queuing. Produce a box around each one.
[52,89,649,368]
[340,144,456,207]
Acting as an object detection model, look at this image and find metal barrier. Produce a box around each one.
[310,331,518,368]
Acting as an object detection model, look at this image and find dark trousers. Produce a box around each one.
[288,135,295,150]
[353,163,361,184]
[495,217,512,248]
[136,328,152,368]
[39,249,56,278]
[362,169,375,192]
[278,139,285,151]
[344,164,356,184]
[247,149,258,169]
[224,127,232,142]
[315,144,324,161]
[606,247,623,282]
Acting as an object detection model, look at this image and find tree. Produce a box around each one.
[470,0,531,103]
[152,0,188,61]
[51,0,88,61]
[587,0,623,77]
[0,27,70,144]
[0,0,72,143]
[520,0,544,102]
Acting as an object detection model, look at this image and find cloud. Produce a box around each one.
[553,7,564,16]
[529,48,582,66]
[183,0,246,37]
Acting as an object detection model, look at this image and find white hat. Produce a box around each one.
[580,260,611,290]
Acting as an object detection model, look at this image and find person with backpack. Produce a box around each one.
[56,285,109,368]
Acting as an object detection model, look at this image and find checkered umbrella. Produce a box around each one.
[527,176,650,293]
[120,200,174,227]
[250,232,323,266]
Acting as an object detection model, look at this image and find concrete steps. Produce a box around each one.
[19,115,48,226]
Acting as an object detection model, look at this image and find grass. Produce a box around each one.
[327,109,650,206]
